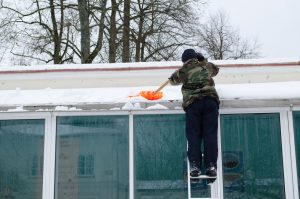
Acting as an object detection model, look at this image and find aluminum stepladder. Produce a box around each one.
[186,119,223,199]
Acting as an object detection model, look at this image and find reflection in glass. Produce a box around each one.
[55,116,129,199]
[134,114,211,199]
[0,119,45,199]
[221,113,285,199]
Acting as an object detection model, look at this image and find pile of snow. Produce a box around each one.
[217,81,300,100]
[0,81,300,108]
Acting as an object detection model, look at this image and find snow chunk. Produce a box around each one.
[174,106,182,109]
[69,107,82,111]
[133,103,142,109]
[146,103,169,110]
[36,108,51,112]
[55,106,69,111]
[122,102,134,110]
[7,106,27,112]
[110,107,121,110]
[54,106,82,111]
[121,102,143,110]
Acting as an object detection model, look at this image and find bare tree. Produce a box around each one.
[129,0,202,62]
[0,14,12,63]
[102,0,204,63]
[0,0,209,65]
[85,0,108,63]
[198,11,260,60]
[0,0,74,64]
[0,0,109,64]
[75,0,108,63]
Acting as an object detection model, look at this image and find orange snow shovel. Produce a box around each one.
[130,79,170,100]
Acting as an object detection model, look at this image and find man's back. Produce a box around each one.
[169,58,219,109]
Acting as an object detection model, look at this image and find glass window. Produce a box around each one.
[0,119,45,199]
[133,114,211,199]
[293,111,300,194]
[221,113,285,199]
[55,115,129,199]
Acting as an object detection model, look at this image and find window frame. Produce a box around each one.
[220,107,295,199]
[0,112,51,199]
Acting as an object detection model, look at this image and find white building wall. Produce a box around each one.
[0,59,299,90]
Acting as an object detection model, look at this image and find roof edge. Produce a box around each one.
[0,59,299,75]
[1,98,300,112]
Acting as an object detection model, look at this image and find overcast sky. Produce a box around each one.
[205,0,300,59]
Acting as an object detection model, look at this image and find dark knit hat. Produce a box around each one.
[181,49,197,63]
[196,52,205,62]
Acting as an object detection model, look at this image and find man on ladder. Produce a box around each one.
[169,49,220,184]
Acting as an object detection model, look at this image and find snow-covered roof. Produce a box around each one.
[0,58,300,112]
[1,81,300,104]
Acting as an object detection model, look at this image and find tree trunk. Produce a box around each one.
[86,0,107,63]
[109,0,117,63]
[122,0,130,62]
[135,12,144,62]
[78,0,90,63]
[49,0,62,64]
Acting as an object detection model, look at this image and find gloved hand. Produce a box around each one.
[169,71,177,82]
[168,70,182,85]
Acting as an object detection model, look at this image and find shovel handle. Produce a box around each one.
[154,79,170,93]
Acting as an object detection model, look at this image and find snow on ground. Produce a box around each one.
[0,81,300,107]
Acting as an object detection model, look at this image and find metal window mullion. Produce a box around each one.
[287,110,299,199]
[42,113,56,199]
[280,111,295,199]
[212,115,224,199]
[129,112,134,199]
[43,114,55,199]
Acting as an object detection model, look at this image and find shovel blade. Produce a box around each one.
[140,91,163,100]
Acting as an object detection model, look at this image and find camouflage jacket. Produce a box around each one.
[169,58,219,110]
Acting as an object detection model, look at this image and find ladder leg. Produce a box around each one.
[187,154,192,199]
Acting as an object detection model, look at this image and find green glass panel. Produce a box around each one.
[55,115,129,199]
[293,111,300,195]
[221,113,285,199]
[0,119,45,199]
[134,114,211,199]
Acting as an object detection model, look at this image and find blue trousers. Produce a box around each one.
[185,97,219,169]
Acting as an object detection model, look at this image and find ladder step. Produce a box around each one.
[190,175,217,179]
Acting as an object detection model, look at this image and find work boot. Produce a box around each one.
[205,163,217,177]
